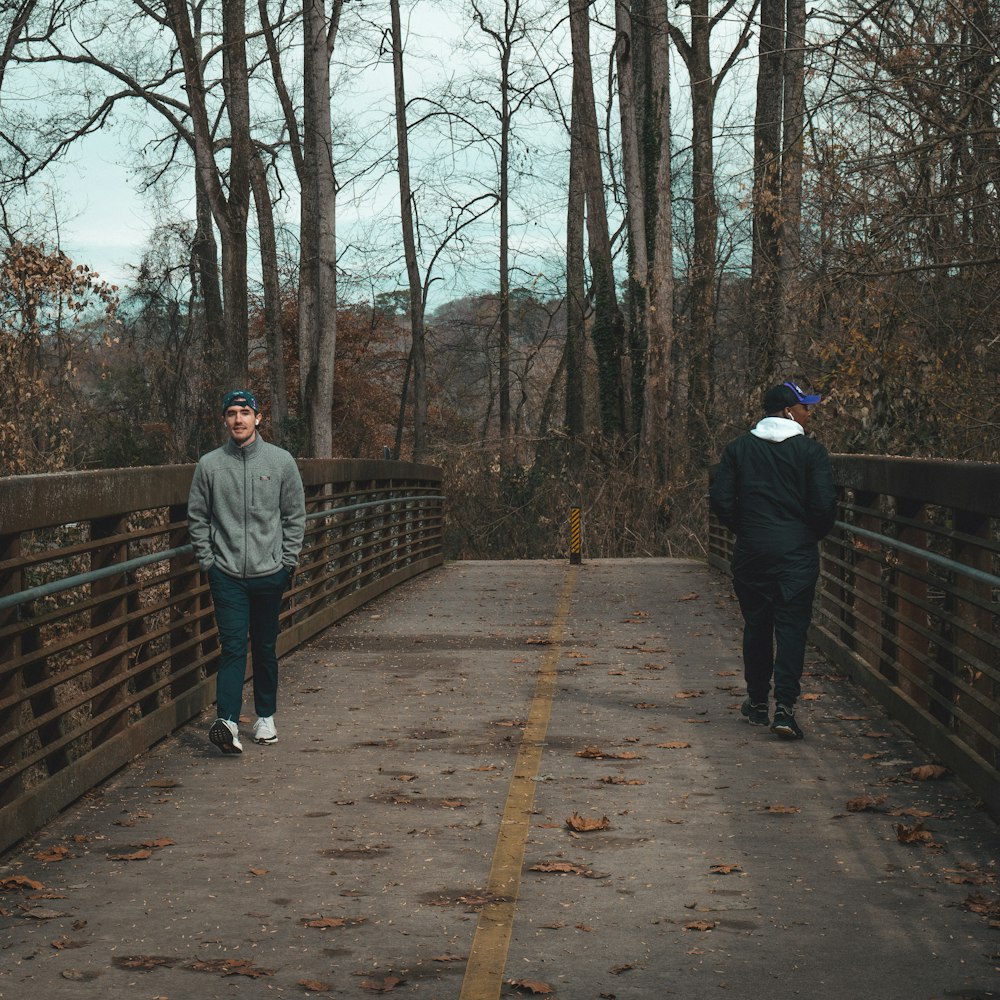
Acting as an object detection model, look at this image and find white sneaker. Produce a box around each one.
[253,716,278,745]
[209,718,243,754]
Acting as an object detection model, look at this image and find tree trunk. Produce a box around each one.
[750,0,784,378]
[390,0,427,460]
[298,0,341,457]
[565,97,586,438]
[570,0,626,438]
[778,0,805,366]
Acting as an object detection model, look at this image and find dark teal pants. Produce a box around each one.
[208,566,287,722]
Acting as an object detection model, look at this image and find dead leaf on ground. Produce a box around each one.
[112,955,174,970]
[188,958,274,978]
[910,764,947,781]
[838,714,868,721]
[709,863,743,874]
[432,954,465,962]
[1,876,44,892]
[633,702,657,709]
[862,731,891,739]
[248,867,269,876]
[895,819,937,845]
[674,690,703,699]
[50,937,87,950]
[442,799,466,808]
[961,893,1000,919]
[24,907,68,920]
[611,963,634,974]
[800,693,821,701]
[678,592,700,601]
[600,775,645,785]
[644,663,665,671]
[301,916,361,929]
[764,804,800,814]
[526,637,552,646]
[507,979,555,995]
[566,812,611,833]
[656,741,691,749]
[146,779,180,788]
[530,860,605,878]
[298,978,334,991]
[576,746,643,760]
[846,794,888,812]
[138,837,175,849]
[361,976,405,993]
[888,807,932,818]
[108,849,153,861]
[32,845,72,863]
[685,920,717,931]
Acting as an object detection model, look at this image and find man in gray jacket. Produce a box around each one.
[187,389,306,754]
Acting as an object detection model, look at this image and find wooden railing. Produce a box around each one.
[709,455,1000,817]
[0,459,444,853]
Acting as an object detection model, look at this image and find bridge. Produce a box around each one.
[0,458,998,998]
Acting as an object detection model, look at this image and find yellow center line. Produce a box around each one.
[459,564,579,1000]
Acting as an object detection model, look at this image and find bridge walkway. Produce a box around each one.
[0,560,997,999]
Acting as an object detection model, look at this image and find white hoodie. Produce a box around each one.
[750,416,805,442]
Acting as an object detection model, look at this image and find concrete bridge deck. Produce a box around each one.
[0,559,997,1000]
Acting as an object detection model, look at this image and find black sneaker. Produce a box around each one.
[771,703,803,739]
[740,697,770,727]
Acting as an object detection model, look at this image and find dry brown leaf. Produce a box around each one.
[361,976,405,993]
[32,845,71,863]
[146,779,180,788]
[765,804,800,814]
[109,849,152,861]
[895,819,936,845]
[50,937,87,950]
[600,775,645,785]
[910,764,947,781]
[113,955,173,970]
[302,916,348,929]
[684,920,717,931]
[248,867,269,876]
[1,876,44,892]
[432,954,465,962]
[674,690,704,699]
[888,807,932,818]
[800,693,821,701]
[846,794,888,812]
[709,863,743,874]
[575,746,643,760]
[188,958,274,978]
[138,838,175,849]
[656,741,691,749]
[862,731,891,739]
[961,893,1000,919]
[611,963,635,974]
[298,978,334,991]
[633,702,657,709]
[566,812,611,833]
[507,979,555,995]
[678,592,700,601]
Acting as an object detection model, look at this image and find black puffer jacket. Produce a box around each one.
[710,419,837,598]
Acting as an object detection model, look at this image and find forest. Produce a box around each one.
[1,0,998,559]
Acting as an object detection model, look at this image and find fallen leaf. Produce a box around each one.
[709,864,743,874]
[298,978,334,991]
[248,867,269,876]
[764,804,800,814]
[895,819,936,845]
[600,775,645,785]
[633,702,657,709]
[656,741,691,749]
[146,779,180,788]
[674,690,704,699]
[684,920,717,931]
[108,849,153,861]
[800,693,821,701]
[888,807,932,818]
[566,812,611,832]
[301,916,349,929]
[432,954,465,962]
[862,731,891,739]
[575,746,643,760]
[32,845,72,863]
[530,860,605,877]
[1,876,44,892]
[188,958,273,977]
[507,978,554,994]
[846,794,888,812]
[910,764,947,781]
[112,955,174,970]
[24,908,69,920]
[962,893,1000,919]
[441,799,465,808]
[138,838,175,849]
[361,976,405,992]
[678,592,700,601]
[611,963,634,974]
[50,937,87,950]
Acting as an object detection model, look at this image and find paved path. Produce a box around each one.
[0,560,997,1000]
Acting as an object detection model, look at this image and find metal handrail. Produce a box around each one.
[0,494,445,614]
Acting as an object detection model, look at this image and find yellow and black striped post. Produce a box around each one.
[569,506,582,564]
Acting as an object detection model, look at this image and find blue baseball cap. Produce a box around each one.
[221,389,259,414]
[763,381,821,412]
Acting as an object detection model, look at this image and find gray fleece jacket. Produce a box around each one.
[187,435,306,578]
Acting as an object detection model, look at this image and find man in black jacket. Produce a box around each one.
[710,381,837,739]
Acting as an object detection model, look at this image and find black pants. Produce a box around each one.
[733,577,816,708]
